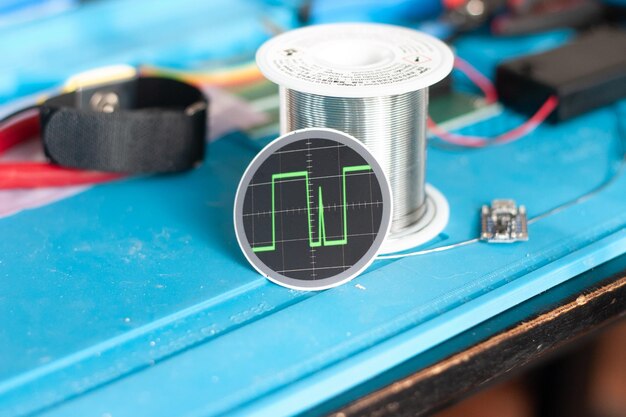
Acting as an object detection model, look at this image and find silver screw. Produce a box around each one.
[90,91,120,113]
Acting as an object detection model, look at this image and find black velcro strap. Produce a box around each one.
[40,77,208,173]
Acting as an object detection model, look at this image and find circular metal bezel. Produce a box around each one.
[234,128,393,290]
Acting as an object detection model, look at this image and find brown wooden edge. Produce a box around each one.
[327,275,626,417]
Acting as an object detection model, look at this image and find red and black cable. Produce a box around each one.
[0,108,122,189]
[428,56,558,148]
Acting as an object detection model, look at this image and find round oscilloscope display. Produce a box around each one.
[234,128,392,290]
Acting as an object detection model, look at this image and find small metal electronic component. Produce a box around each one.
[481,199,528,243]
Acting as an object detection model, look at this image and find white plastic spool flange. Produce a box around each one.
[257,23,454,255]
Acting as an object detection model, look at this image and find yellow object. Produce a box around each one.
[62,65,138,92]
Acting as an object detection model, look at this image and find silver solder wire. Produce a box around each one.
[282,87,429,235]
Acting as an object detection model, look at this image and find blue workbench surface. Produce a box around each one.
[1,2,625,417]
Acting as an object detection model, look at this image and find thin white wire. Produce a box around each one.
[528,158,625,224]
[377,238,479,259]
[377,109,626,260]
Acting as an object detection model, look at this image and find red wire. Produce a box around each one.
[429,56,559,148]
[0,162,122,189]
[0,110,123,189]
[428,95,559,148]
[453,56,498,104]
[0,110,40,154]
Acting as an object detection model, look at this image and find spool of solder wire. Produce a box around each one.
[256,23,453,253]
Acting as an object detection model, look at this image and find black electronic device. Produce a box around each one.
[495,27,626,122]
